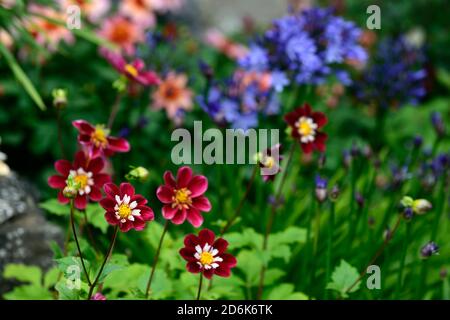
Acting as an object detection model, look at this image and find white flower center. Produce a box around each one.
[68,168,94,196]
[295,116,317,143]
[194,243,223,270]
[114,194,141,223]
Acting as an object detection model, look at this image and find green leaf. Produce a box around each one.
[264,268,285,286]
[55,281,84,300]
[138,268,172,299]
[226,228,262,249]
[266,283,308,300]
[326,259,361,298]
[0,42,46,111]
[3,285,53,300]
[236,250,263,286]
[55,256,92,284]
[3,264,42,286]
[144,222,173,249]
[103,263,148,295]
[84,203,108,233]
[39,199,69,216]
[44,267,60,289]
[270,227,307,247]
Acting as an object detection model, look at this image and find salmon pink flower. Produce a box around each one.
[156,166,211,227]
[98,15,145,55]
[100,182,154,232]
[119,0,156,28]
[152,72,193,119]
[101,49,160,86]
[284,103,328,154]
[180,229,237,279]
[72,120,130,158]
[204,29,249,60]
[26,5,74,51]
[48,151,111,210]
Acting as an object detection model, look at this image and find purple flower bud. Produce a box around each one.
[318,153,326,169]
[355,192,364,208]
[199,60,214,80]
[420,241,439,258]
[413,135,423,148]
[329,184,340,201]
[403,207,414,220]
[431,112,445,137]
[342,150,352,169]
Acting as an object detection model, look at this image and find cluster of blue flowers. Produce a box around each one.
[240,7,367,85]
[353,36,427,109]
[200,7,367,130]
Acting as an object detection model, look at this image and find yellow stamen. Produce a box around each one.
[91,125,109,148]
[124,64,138,78]
[264,156,275,169]
[172,188,192,209]
[74,175,88,189]
[298,120,313,136]
[200,251,214,265]
[118,204,132,219]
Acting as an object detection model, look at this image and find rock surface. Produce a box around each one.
[0,173,63,295]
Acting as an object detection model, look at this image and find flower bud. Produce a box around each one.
[52,88,68,109]
[403,207,414,220]
[355,192,365,208]
[420,241,439,258]
[412,199,432,215]
[318,153,326,169]
[125,166,150,183]
[63,186,78,199]
[329,184,340,202]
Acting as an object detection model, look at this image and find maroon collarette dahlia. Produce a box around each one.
[100,182,154,232]
[156,166,211,227]
[48,151,110,210]
[72,120,130,159]
[179,229,237,279]
[284,103,328,154]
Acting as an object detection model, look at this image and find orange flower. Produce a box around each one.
[98,15,145,55]
[119,0,156,28]
[152,72,193,119]
[26,5,74,51]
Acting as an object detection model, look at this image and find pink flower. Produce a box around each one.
[119,0,156,28]
[153,0,185,13]
[72,120,130,159]
[100,182,154,232]
[152,72,193,119]
[98,15,145,55]
[26,5,74,51]
[101,49,160,86]
[156,166,211,227]
[203,29,249,60]
[58,0,110,23]
[48,151,111,210]
[91,293,107,300]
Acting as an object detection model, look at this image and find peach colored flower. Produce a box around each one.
[0,29,13,49]
[26,5,75,51]
[98,15,144,55]
[58,0,110,23]
[119,0,156,29]
[204,29,248,60]
[152,72,193,119]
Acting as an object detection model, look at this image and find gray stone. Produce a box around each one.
[0,173,63,295]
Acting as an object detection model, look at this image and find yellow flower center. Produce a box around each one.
[264,156,275,169]
[298,119,314,136]
[199,252,214,265]
[91,125,109,148]
[124,64,138,77]
[172,188,192,208]
[74,174,88,189]
[117,204,132,219]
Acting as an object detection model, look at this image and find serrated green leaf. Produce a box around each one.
[266,283,308,300]
[44,267,60,289]
[326,259,360,298]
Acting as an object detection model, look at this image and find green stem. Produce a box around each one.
[324,202,335,299]
[107,93,123,130]
[69,200,91,286]
[145,220,169,299]
[87,226,119,299]
[196,274,203,300]
[395,222,412,299]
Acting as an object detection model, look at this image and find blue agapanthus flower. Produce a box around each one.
[353,36,427,108]
[239,7,367,85]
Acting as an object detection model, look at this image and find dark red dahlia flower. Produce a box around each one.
[179,229,237,279]
[156,166,211,227]
[48,151,111,210]
[100,182,154,232]
[101,49,160,86]
[284,103,328,154]
[72,120,130,159]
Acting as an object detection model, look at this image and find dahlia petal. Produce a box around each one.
[74,195,87,210]
[188,175,208,198]
[312,111,328,128]
[104,183,120,198]
[87,157,104,173]
[162,205,178,220]
[131,194,147,205]
[73,151,88,168]
[90,186,102,201]
[314,132,328,152]
[105,212,119,226]
[72,120,95,134]
[177,166,193,188]
[78,134,92,144]
[120,182,135,197]
[55,160,72,176]
[184,234,199,247]
[48,175,66,189]
[192,196,212,212]
[221,253,237,268]
[156,185,174,203]
[186,261,201,274]
[214,266,231,278]
[163,171,176,187]
[119,220,133,232]
[57,191,70,204]
[198,229,215,246]
[180,248,197,262]
[95,173,111,187]
[139,207,154,221]
[213,238,229,254]
[107,137,130,153]
[283,111,299,126]
[186,207,204,228]
[132,58,145,71]
[203,269,214,279]
[133,218,146,231]
[300,141,314,154]
[171,208,187,225]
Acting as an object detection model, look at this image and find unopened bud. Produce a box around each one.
[52,88,68,109]
[125,166,150,183]
[412,199,432,215]
[329,184,340,202]
[420,241,439,258]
